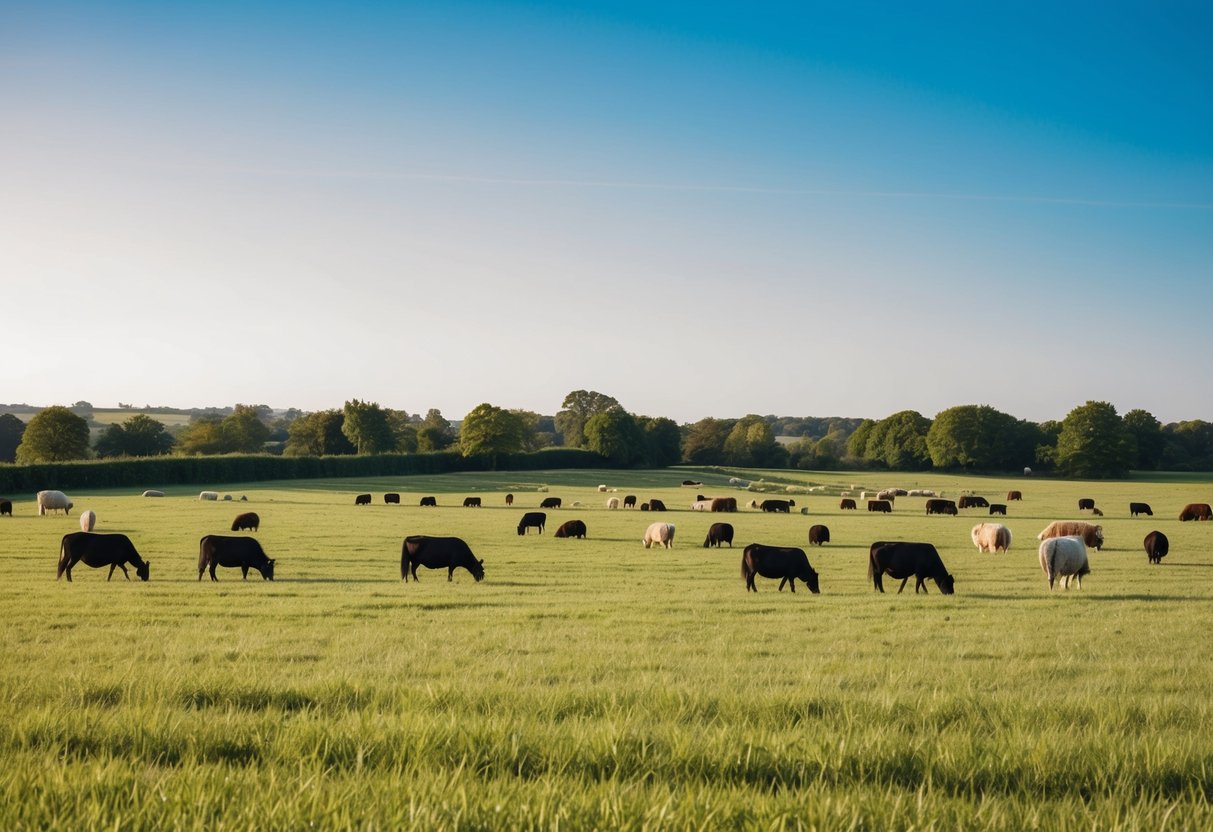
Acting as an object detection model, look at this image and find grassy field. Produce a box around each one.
[1,467,1211,830]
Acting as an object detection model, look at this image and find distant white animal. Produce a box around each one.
[691,500,713,511]
[142,490,165,498]
[606,497,620,510]
[199,491,219,501]
[79,510,96,532]
[597,484,608,492]
[37,490,73,516]
[642,522,676,549]
[1039,536,1089,590]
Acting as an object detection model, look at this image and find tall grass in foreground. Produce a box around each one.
[1,469,1211,829]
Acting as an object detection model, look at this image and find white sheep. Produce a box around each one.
[199,491,219,501]
[37,490,73,516]
[1038,536,1089,590]
[642,522,676,549]
[79,509,96,532]
[142,490,165,498]
[606,497,620,510]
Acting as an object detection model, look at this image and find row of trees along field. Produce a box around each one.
[2,393,1211,478]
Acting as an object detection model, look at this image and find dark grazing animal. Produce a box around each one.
[384,493,400,505]
[230,512,260,532]
[198,535,275,581]
[1129,502,1152,517]
[623,495,637,509]
[703,522,734,548]
[839,498,857,510]
[682,480,702,486]
[1179,503,1212,522]
[1092,507,1103,517]
[1143,530,1169,564]
[988,504,1007,516]
[1007,490,1023,501]
[808,524,830,546]
[419,496,438,507]
[0,499,11,516]
[505,493,513,506]
[648,499,667,512]
[710,497,738,512]
[354,493,371,506]
[517,512,546,535]
[867,500,893,513]
[760,499,793,513]
[540,497,562,509]
[640,503,650,511]
[57,532,149,582]
[553,519,587,539]
[925,498,958,515]
[741,544,820,593]
[401,535,484,582]
[463,497,482,508]
[868,541,955,594]
[957,495,989,509]
[1078,498,1095,511]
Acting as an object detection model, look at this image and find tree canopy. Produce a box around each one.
[15,406,91,463]
[0,413,26,463]
[94,414,175,458]
[341,400,397,455]
[1054,401,1135,478]
[459,403,526,461]
[284,410,356,456]
[554,390,620,449]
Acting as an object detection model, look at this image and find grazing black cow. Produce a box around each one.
[623,495,637,509]
[517,512,546,535]
[198,535,275,581]
[1129,502,1153,517]
[1078,498,1095,511]
[648,499,668,512]
[384,493,400,505]
[808,524,830,546]
[419,496,438,507]
[0,499,11,516]
[640,503,650,511]
[1179,503,1212,522]
[505,493,513,506]
[868,541,955,594]
[682,480,702,487]
[925,499,957,516]
[867,500,892,513]
[760,499,793,513]
[230,512,260,532]
[741,544,820,593]
[553,519,587,539]
[354,493,372,506]
[401,536,484,582]
[540,497,562,509]
[839,498,857,510]
[1143,530,1169,564]
[988,504,1007,516]
[57,532,149,582]
[957,495,989,509]
[463,497,482,508]
[703,522,734,548]
[1007,490,1023,501]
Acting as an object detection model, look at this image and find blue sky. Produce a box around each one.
[2,1,1210,424]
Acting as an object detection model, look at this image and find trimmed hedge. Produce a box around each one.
[0,448,605,494]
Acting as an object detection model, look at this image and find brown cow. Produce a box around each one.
[230,512,259,532]
[1007,490,1023,501]
[1179,503,1212,522]
[553,519,587,539]
[867,500,892,513]
[505,493,514,506]
[808,524,830,546]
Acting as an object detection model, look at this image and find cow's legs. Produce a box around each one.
[897,577,909,593]
[448,567,454,582]
[241,566,249,580]
[788,579,796,593]
[210,564,219,582]
[108,564,117,581]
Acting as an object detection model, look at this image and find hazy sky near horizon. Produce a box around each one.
[3,1,1210,425]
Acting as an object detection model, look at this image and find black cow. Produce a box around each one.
[57,532,149,582]
[839,498,857,510]
[419,496,438,507]
[354,493,372,506]
[1078,498,1096,511]
[925,499,957,516]
[760,499,793,513]
[198,535,275,581]
[1007,490,1023,501]
[648,499,667,512]
[808,524,830,545]
[741,544,820,593]
[1143,530,1169,564]
[230,512,260,532]
[703,522,734,548]
[867,500,893,513]
[401,536,484,582]
[463,497,482,508]
[957,495,989,509]
[384,493,400,505]
[1129,502,1153,517]
[868,541,954,594]
[0,499,11,516]
[623,495,637,509]
[553,519,587,539]
[540,497,562,509]
[988,504,1007,516]
[517,512,546,535]
[640,503,650,511]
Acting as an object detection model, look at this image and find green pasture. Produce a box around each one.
[1,468,1211,830]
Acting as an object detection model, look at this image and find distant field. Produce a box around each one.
[2,468,1211,829]
[89,408,195,427]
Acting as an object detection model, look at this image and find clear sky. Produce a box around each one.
[2,1,1210,425]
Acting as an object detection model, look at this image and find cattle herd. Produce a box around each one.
[4,485,1210,594]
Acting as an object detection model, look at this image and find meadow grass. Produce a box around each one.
[2,468,1211,829]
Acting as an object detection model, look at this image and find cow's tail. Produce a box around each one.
[56,536,68,579]
[401,539,410,581]
[197,536,210,579]
[867,549,876,585]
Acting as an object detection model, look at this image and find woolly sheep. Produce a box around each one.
[199,491,219,501]
[607,497,620,510]
[597,485,608,492]
[79,509,96,532]
[142,490,165,498]
[1038,536,1089,590]
[1038,521,1104,551]
[642,522,676,549]
[971,523,1012,553]
[37,490,73,516]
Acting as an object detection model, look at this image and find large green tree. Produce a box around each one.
[864,410,932,470]
[341,400,397,455]
[926,405,1037,471]
[555,390,620,449]
[682,418,735,465]
[1054,401,1135,478]
[0,413,26,462]
[175,416,229,455]
[1122,409,1165,470]
[15,406,91,463]
[584,409,644,466]
[222,404,272,453]
[417,409,455,451]
[94,414,175,458]
[722,415,786,468]
[638,416,683,467]
[284,410,356,456]
[459,403,526,462]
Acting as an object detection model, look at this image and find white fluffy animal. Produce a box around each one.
[597,484,608,492]
[1038,536,1090,590]
[199,491,219,501]
[606,497,620,510]
[79,509,96,532]
[642,522,676,549]
[37,490,73,516]
[971,523,1012,553]
[691,500,713,511]
[142,490,165,498]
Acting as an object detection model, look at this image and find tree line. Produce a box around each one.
[2,393,1210,478]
